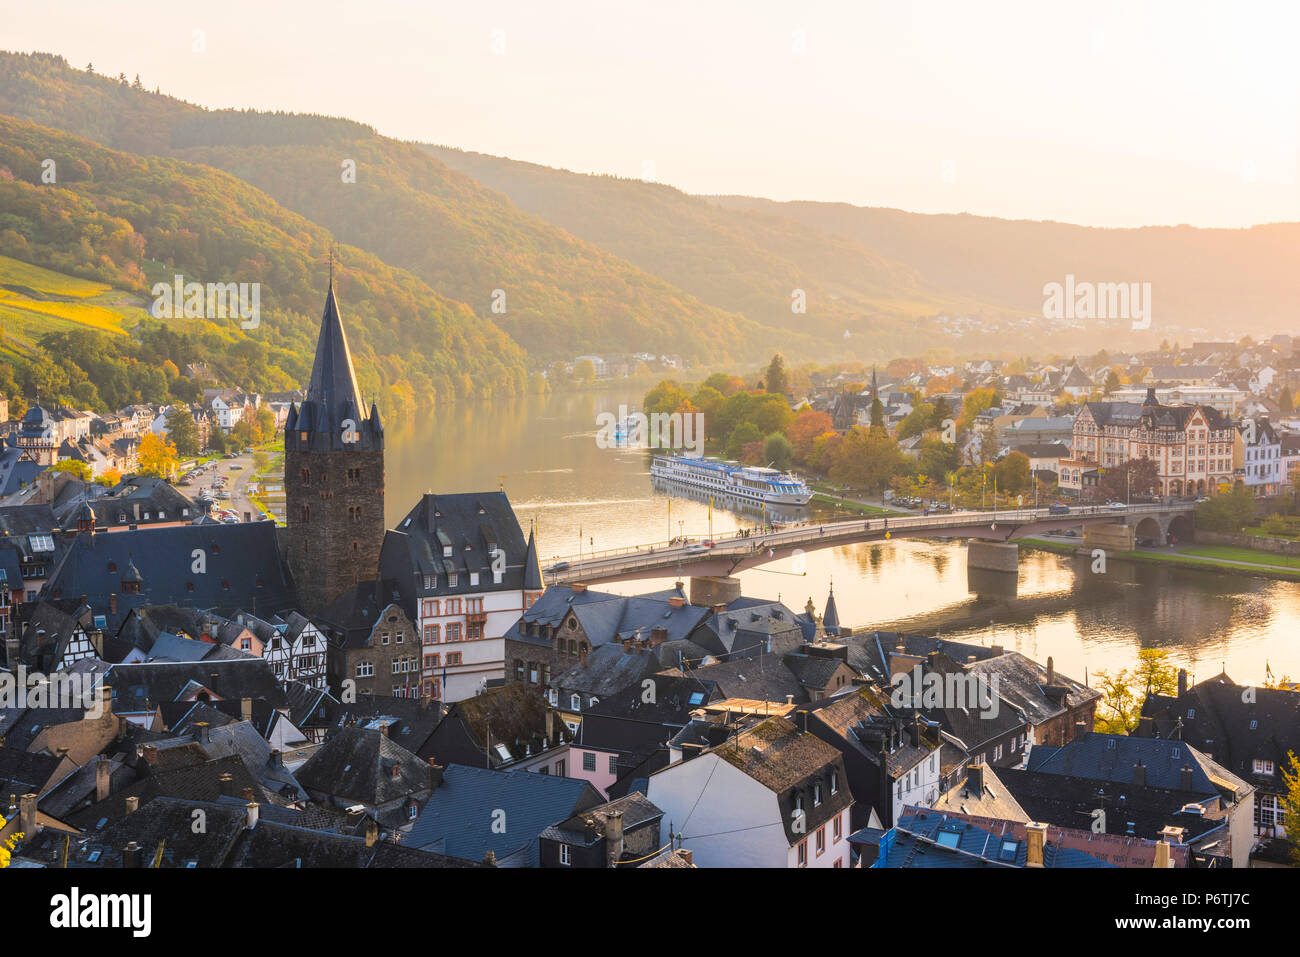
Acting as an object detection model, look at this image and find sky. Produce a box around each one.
[3,0,1297,227]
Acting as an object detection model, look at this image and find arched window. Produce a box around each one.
[300,468,311,485]
[300,505,310,523]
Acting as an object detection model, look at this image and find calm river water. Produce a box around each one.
[382,387,1300,687]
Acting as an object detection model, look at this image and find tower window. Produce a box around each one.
[300,468,311,485]
[300,505,310,523]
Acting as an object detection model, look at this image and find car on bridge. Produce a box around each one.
[1048,504,1071,515]
[546,561,570,573]
[684,544,708,555]
[1106,501,1127,510]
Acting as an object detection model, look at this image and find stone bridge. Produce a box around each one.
[545,504,1195,585]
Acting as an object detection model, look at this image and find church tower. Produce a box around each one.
[284,281,385,616]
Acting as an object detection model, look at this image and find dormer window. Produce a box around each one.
[813,783,822,807]
[830,771,838,794]
[571,694,581,711]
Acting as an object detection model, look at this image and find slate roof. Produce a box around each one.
[966,651,1100,724]
[421,682,568,766]
[89,477,198,528]
[295,727,429,807]
[0,745,62,794]
[931,763,1029,821]
[0,504,57,536]
[1138,672,1300,794]
[380,491,533,614]
[285,283,383,454]
[41,521,297,632]
[880,809,1113,868]
[541,791,664,847]
[506,583,711,653]
[673,652,808,704]
[104,659,287,715]
[405,764,602,867]
[1025,732,1249,800]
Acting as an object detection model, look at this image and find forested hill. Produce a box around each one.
[0,51,790,365]
[421,144,995,357]
[0,114,526,414]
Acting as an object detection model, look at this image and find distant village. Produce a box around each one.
[1,304,1296,870]
[805,336,1299,502]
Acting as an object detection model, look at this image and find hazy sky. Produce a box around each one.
[5,0,1297,227]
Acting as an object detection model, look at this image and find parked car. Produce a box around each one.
[1136,537,1157,547]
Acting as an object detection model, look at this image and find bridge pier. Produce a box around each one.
[967,540,1018,573]
[1083,523,1135,551]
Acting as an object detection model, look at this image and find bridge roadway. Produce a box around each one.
[545,503,1194,585]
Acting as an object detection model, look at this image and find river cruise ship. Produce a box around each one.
[650,454,813,506]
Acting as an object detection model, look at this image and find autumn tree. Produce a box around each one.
[829,426,906,493]
[788,409,834,463]
[46,459,92,482]
[994,451,1031,495]
[1092,649,1178,734]
[1098,458,1160,501]
[137,431,178,479]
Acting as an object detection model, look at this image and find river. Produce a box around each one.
[381,387,1300,688]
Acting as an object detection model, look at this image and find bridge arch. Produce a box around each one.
[1133,516,1164,545]
[1167,512,1194,545]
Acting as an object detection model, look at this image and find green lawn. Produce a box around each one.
[1177,545,1300,568]
[1123,547,1300,578]
[810,494,905,516]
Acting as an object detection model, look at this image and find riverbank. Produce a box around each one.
[1018,536,1300,582]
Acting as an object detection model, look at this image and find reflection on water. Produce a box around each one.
[384,387,1300,687]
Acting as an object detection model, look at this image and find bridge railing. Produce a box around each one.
[546,504,1192,572]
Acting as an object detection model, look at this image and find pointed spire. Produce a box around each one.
[822,582,840,636]
[523,528,543,590]
[288,281,380,452]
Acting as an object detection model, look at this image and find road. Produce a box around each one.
[545,503,1194,584]
[180,449,272,523]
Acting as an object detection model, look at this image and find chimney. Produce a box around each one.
[579,644,588,668]
[194,720,210,743]
[109,593,117,616]
[569,583,588,594]
[1154,839,1172,869]
[482,849,497,866]
[650,627,668,647]
[622,637,633,653]
[245,801,259,828]
[967,762,985,794]
[681,743,706,762]
[142,745,158,766]
[668,596,686,608]
[1025,822,1047,868]
[604,810,625,868]
[1074,720,1087,740]
[1160,825,1185,846]
[96,684,112,718]
[391,761,402,780]
[1133,761,1146,786]
[218,773,235,797]
[20,792,37,838]
[241,697,253,722]
[426,760,444,790]
[1177,669,1188,697]
[908,717,922,748]
[125,796,139,815]
[95,754,111,802]
[712,603,727,615]
[990,644,1004,657]
[1180,765,1194,790]
[241,787,255,802]
[365,818,378,847]
[3,636,18,669]
[269,749,283,768]
[122,840,142,868]
[680,848,693,865]
[785,694,794,707]
[1045,656,1055,686]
